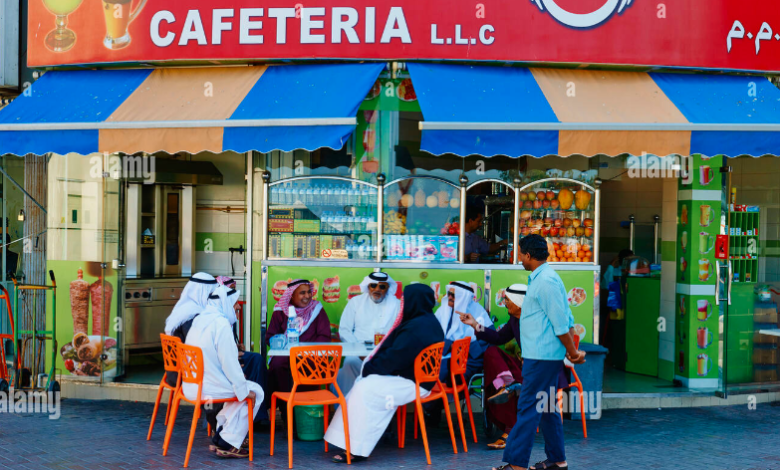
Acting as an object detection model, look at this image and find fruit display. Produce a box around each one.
[384,210,407,234]
[516,183,596,263]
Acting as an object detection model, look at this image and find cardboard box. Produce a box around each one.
[320,235,333,251]
[280,234,294,258]
[269,208,294,219]
[332,236,347,250]
[294,219,321,233]
[293,235,307,258]
[753,367,778,382]
[269,235,281,258]
[268,218,294,233]
[754,331,780,345]
[305,236,320,258]
[754,308,779,324]
[753,346,779,364]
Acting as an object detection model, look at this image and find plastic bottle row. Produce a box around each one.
[271,183,377,207]
[321,212,376,234]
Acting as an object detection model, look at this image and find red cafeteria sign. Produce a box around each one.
[28,0,780,72]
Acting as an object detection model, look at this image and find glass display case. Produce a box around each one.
[382,176,460,263]
[267,177,379,260]
[516,178,599,264]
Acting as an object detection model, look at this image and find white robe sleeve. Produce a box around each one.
[339,298,359,343]
[214,321,249,402]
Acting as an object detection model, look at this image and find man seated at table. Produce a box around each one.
[324,284,444,463]
[266,279,331,419]
[336,271,400,395]
[426,281,493,423]
[183,284,263,459]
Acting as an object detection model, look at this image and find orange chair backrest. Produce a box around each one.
[414,342,445,384]
[449,337,471,376]
[160,334,182,373]
[177,343,205,386]
[0,285,13,334]
[290,345,342,386]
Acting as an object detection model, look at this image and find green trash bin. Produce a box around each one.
[294,405,325,441]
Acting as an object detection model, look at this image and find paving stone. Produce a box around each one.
[0,398,778,469]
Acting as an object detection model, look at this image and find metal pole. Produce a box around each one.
[0,165,47,214]
[513,177,520,265]
[594,179,601,265]
[376,173,385,263]
[245,152,254,350]
[653,214,660,265]
[628,214,635,251]
[459,174,468,264]
[261,171,270,261]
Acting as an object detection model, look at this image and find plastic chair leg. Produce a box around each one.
[451,388,468,453]
[577,384,588,438]
[269,395,277,455]
[557,390,564,424]
[147,381,165,441]
[340,398,352,465]
[415,400,432,465]
[323,404,329,453]
[165,388,175,426]
[247,397,254,462]
[183,403,201,468]
[162,393,181,456]
[287,405,295,469]
[464,386,478,443]
[207,423,212,437]
[396,407,403,448]
[441,394,458,455]
[413,405,418,440]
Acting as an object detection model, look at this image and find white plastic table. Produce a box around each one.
[267,341,373,357]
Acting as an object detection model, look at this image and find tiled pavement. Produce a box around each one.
[1,398,780,470]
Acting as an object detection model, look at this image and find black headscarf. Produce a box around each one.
[401,283,436,323]
[362,284,444,388]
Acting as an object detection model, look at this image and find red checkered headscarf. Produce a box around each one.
[273,279,320,326]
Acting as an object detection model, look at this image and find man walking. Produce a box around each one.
[490,234,585,470]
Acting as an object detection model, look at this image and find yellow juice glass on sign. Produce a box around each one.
[699,204,715,227]
[697,354,712,376]
[42,0,84,52]
[102,0,147,50]
[698,258,713,282]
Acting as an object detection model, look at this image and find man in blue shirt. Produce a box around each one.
[464,205,509,263]
[465,234,584,470]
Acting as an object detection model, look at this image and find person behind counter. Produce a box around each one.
[324,284,445,463]
[266,279,331,419]
[336,271,400,395]
[182,284,264,459]
[465,205,509,263]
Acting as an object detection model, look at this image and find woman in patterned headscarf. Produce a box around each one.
[265,279,332,416]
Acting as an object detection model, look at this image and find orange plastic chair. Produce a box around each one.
[429,337,478,452]
[162,343,254,468]
[147,334,182,440]
[269,345,350,469]
[556,335,587,438]
[395,342,458,464]
[0,285,15,386]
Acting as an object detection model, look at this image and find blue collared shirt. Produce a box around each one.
[465,231,490,256]
[519,263,575,360]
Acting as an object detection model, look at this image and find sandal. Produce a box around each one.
[487,433,508,450]
[530,460,568,470]
[489,383,522,405]
[331,452,367,464]
[491,465,514,470]
[215,446,250,459]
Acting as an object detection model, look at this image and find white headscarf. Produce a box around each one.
[505,284,527,309]
[435,281,489,342]
[203,284,241,326]
[359,271,397,297]
[164,272,218,335]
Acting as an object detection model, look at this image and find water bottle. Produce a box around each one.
[312,185,321,205]
[287,306,299,347]
[270,186,278,204]
[340,186,348,206]
[326,186,335,205]
[306,186,314,206]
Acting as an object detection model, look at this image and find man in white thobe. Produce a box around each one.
[335,271,400,395]
[183,285,264,459]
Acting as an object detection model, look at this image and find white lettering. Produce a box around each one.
[212,9,234,46]
[380,7,411,44]
[239,8,264,45]
[454,25,468,45]
[431,24,444,45]
[301,7,326,44]
[268,8,295,44]
[365,7,376,43]
[150,10,176,47]
[479,24,495,45]
[727,20,745,53]
[755,22,772,55]
[332,7,359,44]
[179,10,207,46]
